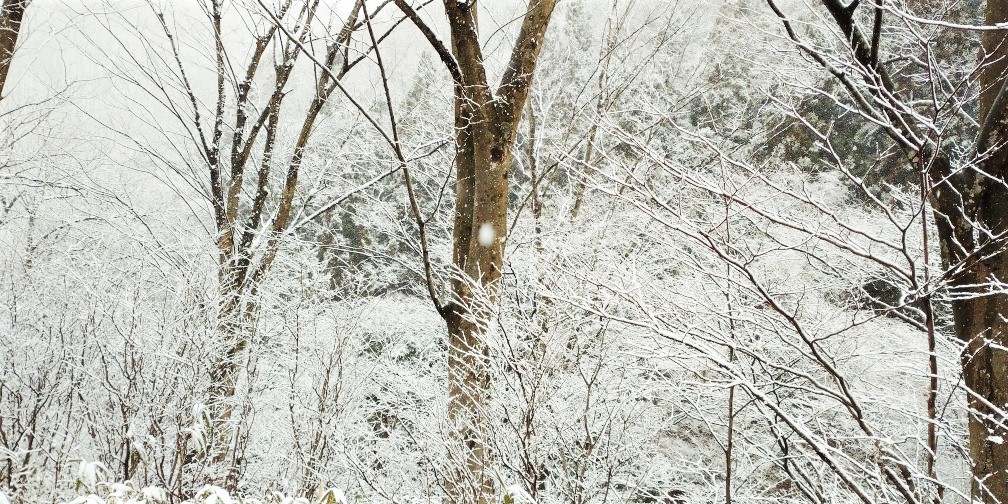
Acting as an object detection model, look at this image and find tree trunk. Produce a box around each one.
[433,2,556,502]
[392,1,556,499]
[781,0,1008,499]
[205,285,254,488]
[950,275,1008,504]
[444,312,494,503]
[0,0,27,102]
[930,2,1008,501]
[933,163,1008,503]
[443,72,515,502]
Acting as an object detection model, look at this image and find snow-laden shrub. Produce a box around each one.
[61,481,348,504]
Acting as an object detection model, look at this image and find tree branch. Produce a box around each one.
[496,0,559,132]
[365,1,446,316]
[393,0,462,85]
[870,0,882,67]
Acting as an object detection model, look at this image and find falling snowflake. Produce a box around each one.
[478,222,496,246]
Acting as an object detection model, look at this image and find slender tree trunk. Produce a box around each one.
[152,1,367,489]
[206,285,253,484]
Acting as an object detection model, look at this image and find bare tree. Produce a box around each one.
[758,0,1008,501]
[391,1,558,501]
[84,0,414,488]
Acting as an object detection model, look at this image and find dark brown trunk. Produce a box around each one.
[931,2,1008,500]
[0,0,27,101]
[769,0,1008,499]
[952,279,1008,504]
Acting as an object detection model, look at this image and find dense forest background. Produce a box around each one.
[1,0,1005,503]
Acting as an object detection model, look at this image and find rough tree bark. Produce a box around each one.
[936,2,1008,500]
[767,0,1008,501]
[395,1,557,502]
